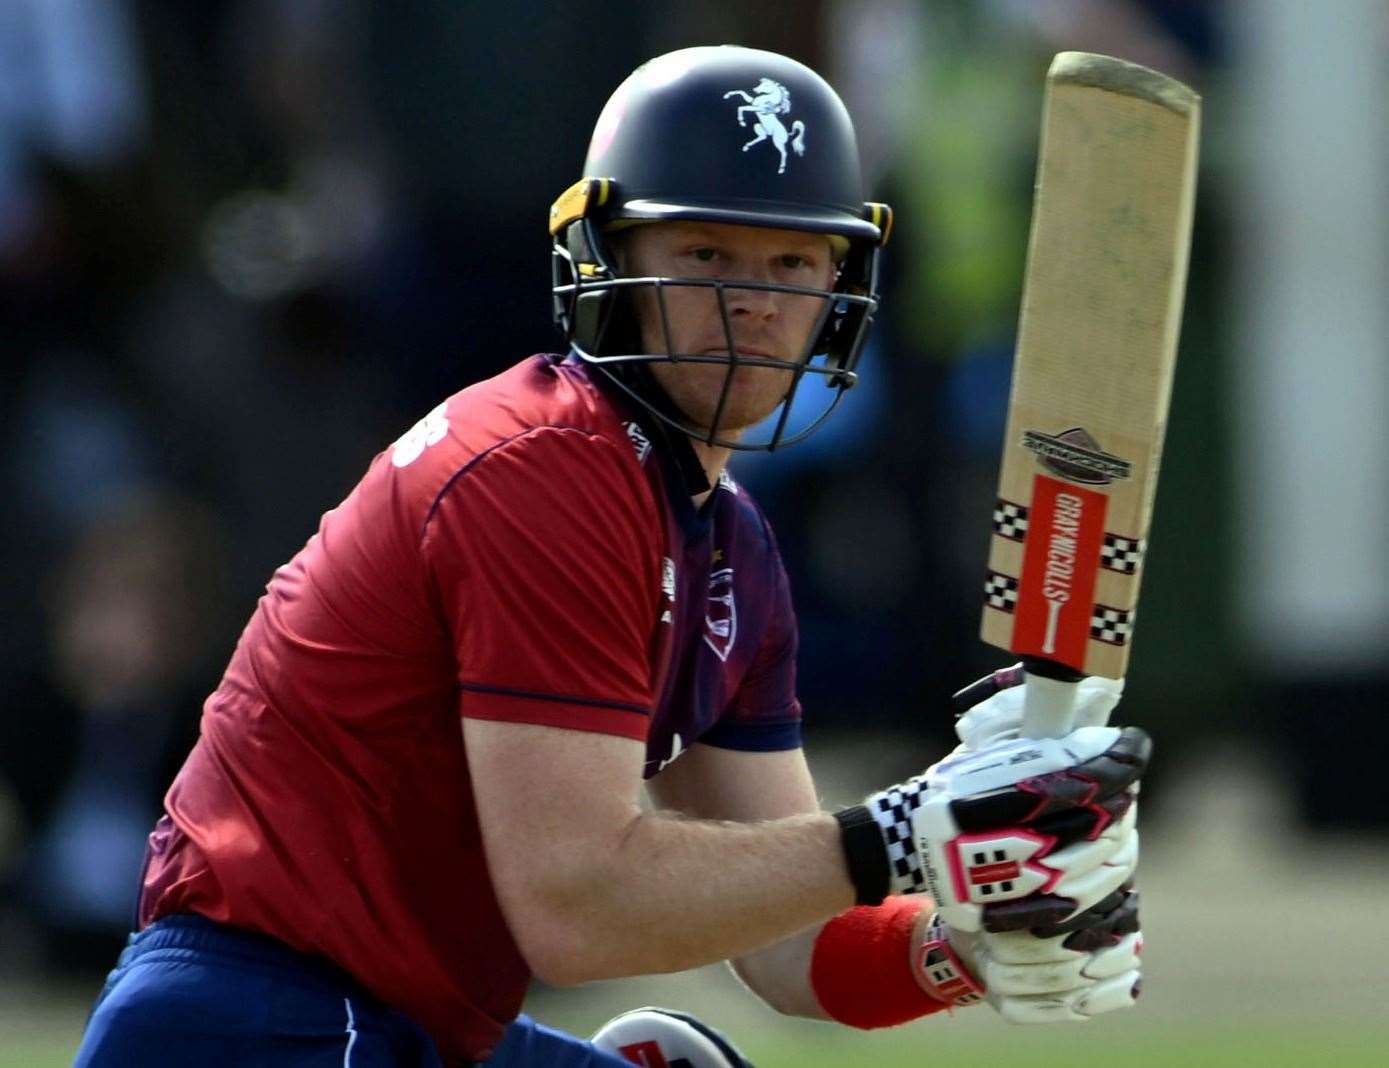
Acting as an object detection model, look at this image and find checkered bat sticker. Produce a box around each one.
[870,724,1149,933]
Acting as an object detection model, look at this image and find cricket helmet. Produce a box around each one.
[550,45,892,451]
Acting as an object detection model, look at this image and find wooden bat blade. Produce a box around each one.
[982,52,1201,681]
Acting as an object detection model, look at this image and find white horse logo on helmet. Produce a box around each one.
[723,78,806,174]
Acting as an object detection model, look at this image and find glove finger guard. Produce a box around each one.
[1033,804,1138,888]
[1044,834,1138,923]
[1061,891,1140,952]
[1081,932,1143,980]
[993,968,1142,1024]
[1023,790,1134,853]
[905,728,1149,931]
[984,955,1095,996]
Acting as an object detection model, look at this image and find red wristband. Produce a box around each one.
[809,897,951,1029]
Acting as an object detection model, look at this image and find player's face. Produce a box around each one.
[619,221,838,435]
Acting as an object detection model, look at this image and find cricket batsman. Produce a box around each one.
[75,46,1148,1068]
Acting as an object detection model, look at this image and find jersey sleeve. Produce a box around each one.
[700,519,803,753]
[422,427,662,741]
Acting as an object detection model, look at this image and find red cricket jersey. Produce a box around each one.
[138,355,802,1064]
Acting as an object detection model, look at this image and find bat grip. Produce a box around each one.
[1020,657,1084,738]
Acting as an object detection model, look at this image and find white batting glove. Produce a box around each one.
[954,886,1143,1021]
[896,666,1145,1021]
[911,888,1144,1021]
[846,719,1148,933]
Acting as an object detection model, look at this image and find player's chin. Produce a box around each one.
[676,368,793,434]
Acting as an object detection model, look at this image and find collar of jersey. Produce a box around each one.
[565,353,721,542]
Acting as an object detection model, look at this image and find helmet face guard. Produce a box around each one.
[550,47,893,452]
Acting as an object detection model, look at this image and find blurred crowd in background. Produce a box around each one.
[1,0,1386,991]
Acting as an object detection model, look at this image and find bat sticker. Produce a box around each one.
[1012,476,1108,667]
[1022,427,1132,485]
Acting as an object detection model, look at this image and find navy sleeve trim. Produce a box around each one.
[698,718,803,753]
[458,682,651,717]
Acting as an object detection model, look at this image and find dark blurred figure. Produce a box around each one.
[0,493,226,976]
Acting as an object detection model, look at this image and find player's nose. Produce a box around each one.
[723,281,779,320]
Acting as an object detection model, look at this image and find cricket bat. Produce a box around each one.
[979,52,1200,739]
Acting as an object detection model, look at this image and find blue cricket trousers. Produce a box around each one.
[73,914,634,1068]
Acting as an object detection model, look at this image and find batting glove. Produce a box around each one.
[845,721,1146,932]
[592,1007,753,1068]
[939,884,1144,1022]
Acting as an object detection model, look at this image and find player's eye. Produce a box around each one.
[691,247,719,263]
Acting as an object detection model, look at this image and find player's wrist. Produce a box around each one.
[809,897,948,1029]
[832,804,889,905]
[858,774,940,898]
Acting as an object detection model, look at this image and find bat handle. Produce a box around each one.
[1020,657,1084,739]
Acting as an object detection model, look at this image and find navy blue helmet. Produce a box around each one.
[551,45,892,451]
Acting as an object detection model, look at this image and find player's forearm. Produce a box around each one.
[512,810,855,986]
[729,923,832,1020]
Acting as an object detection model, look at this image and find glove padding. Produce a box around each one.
[863,720,1148,932]
[591,1007,753,1068]
[967,789,1140,934]
[946,887,1143,1022]
[900,669,1146,1020]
